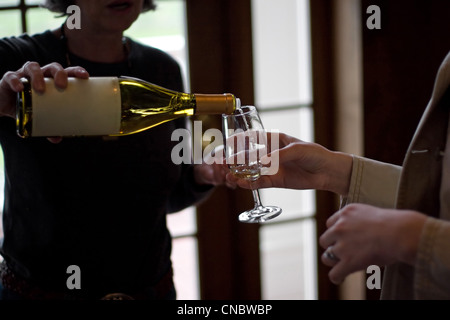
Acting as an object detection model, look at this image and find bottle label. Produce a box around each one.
[32,77,121,136]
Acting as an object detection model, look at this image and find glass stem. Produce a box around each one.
[252,188,263,208]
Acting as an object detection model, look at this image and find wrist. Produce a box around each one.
[192,164,207,185]
[190,165,215,193]
[326,152,353,196]
[394,210,427,265]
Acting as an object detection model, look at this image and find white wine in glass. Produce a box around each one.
[222,105,282,223]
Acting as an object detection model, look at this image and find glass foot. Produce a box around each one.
[238,205,282,223]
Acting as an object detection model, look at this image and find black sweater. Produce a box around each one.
[0,30,210,297]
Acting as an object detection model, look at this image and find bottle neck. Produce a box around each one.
[194,93,236,115]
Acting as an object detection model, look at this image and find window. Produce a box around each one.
[126,1,199,300]
[252,0,317,299]
[0,1,61,38]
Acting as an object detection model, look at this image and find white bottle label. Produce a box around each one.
[32,77,121,136]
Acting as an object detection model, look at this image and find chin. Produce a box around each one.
[99,16,139,33]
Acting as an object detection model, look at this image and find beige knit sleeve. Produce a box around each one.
[341,155,402,208]
[414,217,450,299]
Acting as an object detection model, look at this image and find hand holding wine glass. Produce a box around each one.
[222,105,282,223]
[226,131,354,196]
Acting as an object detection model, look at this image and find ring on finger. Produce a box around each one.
[324,246,339,261]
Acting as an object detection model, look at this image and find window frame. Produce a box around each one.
[0,0,41,33]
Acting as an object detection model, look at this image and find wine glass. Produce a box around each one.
[222,105,282,223]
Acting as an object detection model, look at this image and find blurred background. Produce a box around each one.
[0,0,450,300]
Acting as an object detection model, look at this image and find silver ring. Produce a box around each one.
[324,246,339,261]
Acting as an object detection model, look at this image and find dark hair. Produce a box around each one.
[42,0,156,14]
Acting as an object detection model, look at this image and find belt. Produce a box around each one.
[0,261,174,300]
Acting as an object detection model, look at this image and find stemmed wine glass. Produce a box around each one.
[222,105,282,223]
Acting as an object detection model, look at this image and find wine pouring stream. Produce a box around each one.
[222,104,282,223]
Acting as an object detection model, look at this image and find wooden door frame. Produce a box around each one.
[186,0,260,300]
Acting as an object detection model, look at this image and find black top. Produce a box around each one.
[0,30,211,296]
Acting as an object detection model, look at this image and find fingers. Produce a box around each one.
[319,210,341,248]
[20,61,46,92]
[326,210,341,228]
[1,71,25,92]
[47,137,63,144]
[266,131,301,148]
[194,163,236,188]
[226,172,270,189]
[65,66,90,79]
[41,63,67,89]
[41,64,89,90]
[319,210,345,284]
[320,244,347,284]
[319,205,372,284]
[213,164,235,188]
[321,245,340,267]
[20,61,65,92]
[224,177,237,189]
[3,62,89,95]
[15,62,89,93]
[260,141,308,170]
[220,166,238,189]
[2,61,88,141]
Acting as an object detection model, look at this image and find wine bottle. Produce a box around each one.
[16,76,237,137]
